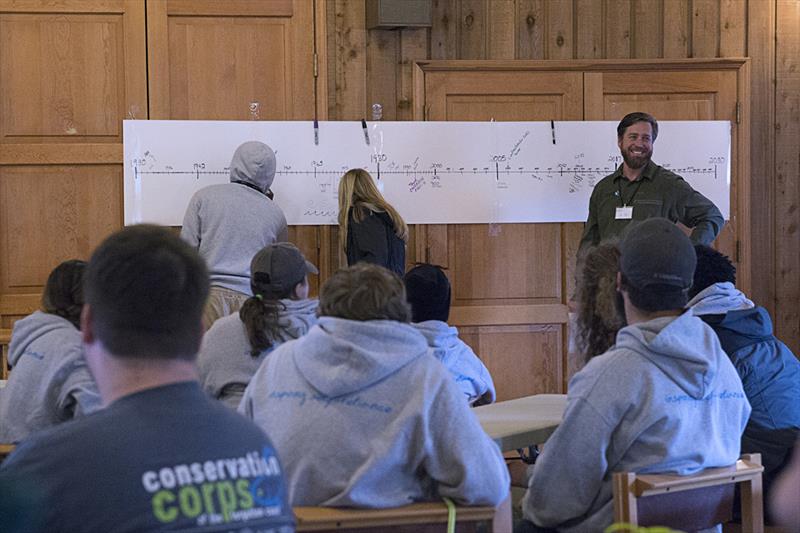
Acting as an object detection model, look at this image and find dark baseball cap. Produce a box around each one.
[620,218,696,293]
[250,243,318,298]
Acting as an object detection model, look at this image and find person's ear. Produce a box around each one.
[80,304,94,345]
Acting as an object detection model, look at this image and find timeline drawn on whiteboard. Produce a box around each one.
[124,120,731,226]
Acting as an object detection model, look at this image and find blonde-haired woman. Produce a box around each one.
[338,168,408,276]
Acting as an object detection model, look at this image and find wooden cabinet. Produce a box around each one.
[415,59,750,399]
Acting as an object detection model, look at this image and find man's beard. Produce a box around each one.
[621,147,651,169]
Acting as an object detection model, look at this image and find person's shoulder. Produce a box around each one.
[651,162,691,185]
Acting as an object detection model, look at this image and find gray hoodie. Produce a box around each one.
[412,320,496,404]
[198,298,318,409]
[181,144,288,295]
[239,317,509,508]
[523,310,750,533]
[688,281,754,315]
[0,311,101,443]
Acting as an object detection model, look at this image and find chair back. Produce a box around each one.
[613,453,764,533]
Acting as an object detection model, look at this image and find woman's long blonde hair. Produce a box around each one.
[338,168,408,252]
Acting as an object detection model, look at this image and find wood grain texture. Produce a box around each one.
[633,0,663,58]
[366,29,398,120]
[605,0,632,59]
[460,324,563,399]
[692,0,720,58]
[332,0,366,120]
[719,0,746,57]
[487,0,515,59]
[398,29,428,121]
[774,0,800,351]
[517,0,546,59]
[663,0,691,58]
[458,0,486,59]
[746,1,776,319]
[575,0,604,59]
[430,0,458,60]
[546,0,573,59]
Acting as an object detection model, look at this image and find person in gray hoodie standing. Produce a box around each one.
[0,260,100,443]
[404,263,496,405]
[239,263,510,508]
[181,141,289,329]
[198,242,319,409]
[516,218,751,533]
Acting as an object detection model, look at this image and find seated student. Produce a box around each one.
[239,263,509,508]
[688,244,800,516]
[517,218,750,533]
[0,260,100,443]
[404,263,495,405]
[0,225,294,533]
[198,242,319,409]
[574,242,626,360]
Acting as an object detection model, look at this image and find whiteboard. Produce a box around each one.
[123,120,730,226]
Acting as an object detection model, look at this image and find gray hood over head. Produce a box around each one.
[293,316,428,398]
[687,281,755,316]
[229,141,276,192]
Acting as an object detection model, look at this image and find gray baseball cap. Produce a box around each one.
[250,243,318,298]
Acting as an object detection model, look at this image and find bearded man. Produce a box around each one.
[578,112,724,258]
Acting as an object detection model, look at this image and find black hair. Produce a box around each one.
[689,244,737,299]
[42,259,87,329]
[617,112,659,141]
[620,273,688,312]
[84,224,209,360]
[404,263,451,323]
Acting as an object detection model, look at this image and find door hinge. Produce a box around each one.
[735,240,741,263]
[313,53,319,79]
[735,101,741,124]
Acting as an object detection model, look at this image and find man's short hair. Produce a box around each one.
[404,264,451,323]
[84,224,209,360]
[617,112,659,141]
[319,263,411,323]
[689,244,737,299]
[619,218,696,312]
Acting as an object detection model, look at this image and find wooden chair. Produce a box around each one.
[613,454,764,533]
[294,495,511,532]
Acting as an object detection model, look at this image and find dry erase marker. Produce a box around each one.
[361,119,370,146]
[313,119,319,145]
[550,120,556,145]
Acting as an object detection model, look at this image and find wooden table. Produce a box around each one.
[475,394,567,451]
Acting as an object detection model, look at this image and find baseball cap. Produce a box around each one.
[250,243,318,298]
[404,264,451,322]
[620,218,696,295]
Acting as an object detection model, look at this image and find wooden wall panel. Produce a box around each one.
[663,0,691,58]
[431,0,458,60]
[747,1,776,320]
[605,0,632,58]
[775,0,800,352]
[692,0,720,58]
[633,0,663,58]
[0,165,121,293]
[546,0,573,60]
[460,324,562,400]
[517,0,546,59]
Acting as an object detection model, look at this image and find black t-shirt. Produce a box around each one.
[0,382,294,533]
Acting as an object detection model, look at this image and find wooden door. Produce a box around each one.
[420,68,583,400]
[146,0,329,295]
[584,64,749,292]
[416,60,750,400]
[0,0,147,337]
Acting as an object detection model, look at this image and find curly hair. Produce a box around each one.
[575,242,626,359]
[689,244,736,299]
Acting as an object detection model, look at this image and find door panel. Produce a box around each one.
[422,69,582,399]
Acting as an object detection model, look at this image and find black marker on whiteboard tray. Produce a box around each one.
[313,119,319,145]
[551,120,556,145]
[361,119,370,146]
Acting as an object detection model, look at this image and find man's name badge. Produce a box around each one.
[615,206,633,220]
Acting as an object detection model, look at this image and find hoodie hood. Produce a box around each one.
[278,298,319,338]
[412,320,461,365]
[228,141,276,192]
[615,310,724,399]
[688,282,754,316]
[292,317,428,397]
[8,311,78,367]
[703,306,775,349]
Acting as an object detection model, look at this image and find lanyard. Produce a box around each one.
[618,179,644,207]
